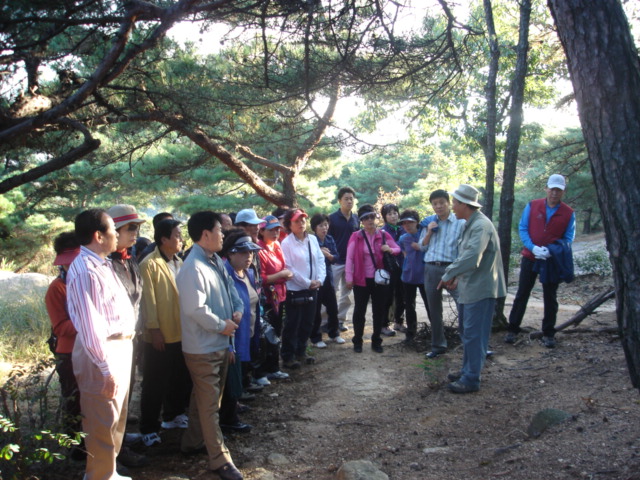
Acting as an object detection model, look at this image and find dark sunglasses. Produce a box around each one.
[126,223,140,232]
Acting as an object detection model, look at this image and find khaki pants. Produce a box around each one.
[72,338,132,480]
[181,350,232,470]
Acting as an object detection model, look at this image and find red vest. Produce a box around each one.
[522,198,573,261]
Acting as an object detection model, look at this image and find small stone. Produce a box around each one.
[527,408,571,438]
[266,453,289,466]
[337,460,389,480]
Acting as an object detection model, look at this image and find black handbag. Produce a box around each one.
[381,231,402,275]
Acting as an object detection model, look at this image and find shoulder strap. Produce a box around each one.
[361,230,378,268]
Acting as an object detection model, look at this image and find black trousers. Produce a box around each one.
[281,290,318,361]
[310,277,340,343]
[508,256,560,337]
[384,269,405,326]
[140,341,192,434]
[257,305,284,375]
[54,353,82,435]
[403,283,429,339]
[352,278,390,348]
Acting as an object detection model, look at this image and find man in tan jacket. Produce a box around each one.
[139,219,191,446]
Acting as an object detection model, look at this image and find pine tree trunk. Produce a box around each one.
[548,0,640,389]
[482,0,500,221]
[498,0,531,287]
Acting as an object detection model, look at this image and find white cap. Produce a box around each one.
[547,174,566,190]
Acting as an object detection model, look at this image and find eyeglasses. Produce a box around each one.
[126,224,140,232]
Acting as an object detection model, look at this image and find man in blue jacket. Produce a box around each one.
[328,186,359,332]
[505,174,575,348]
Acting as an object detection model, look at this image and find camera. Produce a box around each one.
[290,295,314,306]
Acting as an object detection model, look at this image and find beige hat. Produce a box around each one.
[106,204,146,229]
[452,185,482,208]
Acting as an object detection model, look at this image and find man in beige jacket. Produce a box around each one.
[439,185,506,394]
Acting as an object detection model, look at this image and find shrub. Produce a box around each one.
[0,361,83,480]
[575,249,612,277]
[0,296,51,365]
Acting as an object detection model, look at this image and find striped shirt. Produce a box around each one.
[67,246,136,376]
[420,213,466,263]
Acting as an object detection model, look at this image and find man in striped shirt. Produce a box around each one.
[419,190,466,359]
[67,209,136,480]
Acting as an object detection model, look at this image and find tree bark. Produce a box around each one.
[498,0,531,286]
[482,0,500,220]
[548,0,640,389]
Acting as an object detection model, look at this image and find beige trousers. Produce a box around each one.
[181,349,232,470]
[72,338,132,480]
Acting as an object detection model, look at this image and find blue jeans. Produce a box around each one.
[458,298,496,389]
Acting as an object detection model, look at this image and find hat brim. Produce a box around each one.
[452,192,482,208]
[229,241,262,253]
[547,183,566,190]
[54,249,80,266]
[263,224,282,230]
[115,218,146,230]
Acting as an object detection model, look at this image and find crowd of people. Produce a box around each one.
[44,176,575,479]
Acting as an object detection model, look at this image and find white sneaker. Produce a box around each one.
[141,432,161,447]
[313,341,328,349]
[161,413,188,429]
[266,370,289,380]
[253,376,271,386]
[331,336,346,344]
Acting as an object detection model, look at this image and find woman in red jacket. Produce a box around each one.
[257,215,293,380]
[345,204,401,354]
[45,231,83,456]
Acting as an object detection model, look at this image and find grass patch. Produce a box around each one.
[0,296,51,366]
[416,356,447,387]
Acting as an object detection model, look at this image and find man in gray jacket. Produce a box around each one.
[177,211,244,480]
[439,185,506,394]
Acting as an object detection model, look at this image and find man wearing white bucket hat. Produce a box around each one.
[438,185,506,394]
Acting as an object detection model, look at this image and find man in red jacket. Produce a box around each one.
[505,174,576,348]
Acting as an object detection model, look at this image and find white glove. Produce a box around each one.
[539,246,551,259]
[532,245,546,260]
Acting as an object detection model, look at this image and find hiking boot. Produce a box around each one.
[448,380,479,394]
[296,354,315,365]
[282,358,301,369]
[504,332,517,344]
[542,336,556,348]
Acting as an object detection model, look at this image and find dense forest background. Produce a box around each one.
[0,0,637,275]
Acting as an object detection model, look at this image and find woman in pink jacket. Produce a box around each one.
[345,204,401,354]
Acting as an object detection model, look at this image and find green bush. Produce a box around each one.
[0,296,51,365]
[0,361,84,480]
[575,249,612,277]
